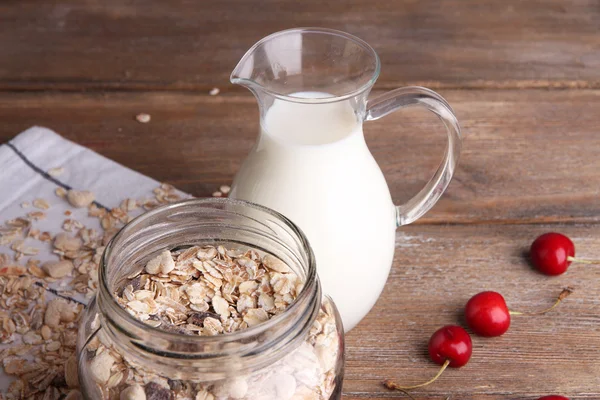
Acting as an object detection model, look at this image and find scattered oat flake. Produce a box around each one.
[21,201,31,208]
[33,198,50,210]
[48,167,65,177]
[28,211,46,220]
[136,113,151,123]
[63,218,84,232]
[67,189,95,208]
[209,87,220,96]
[55,187,68,198]
[219,185,231,194]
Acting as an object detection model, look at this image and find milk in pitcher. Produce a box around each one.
[231,92,397,331]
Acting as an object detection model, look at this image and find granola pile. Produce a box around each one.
[84,244,340,400]
[1,182,184,400]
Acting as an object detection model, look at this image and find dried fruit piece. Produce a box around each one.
[144,382,173,400]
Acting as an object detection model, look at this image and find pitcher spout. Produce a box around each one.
[230,52,258,89]
[230,30,293,97]
[231,28,380,103]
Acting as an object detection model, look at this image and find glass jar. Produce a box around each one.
[76,198,344,400]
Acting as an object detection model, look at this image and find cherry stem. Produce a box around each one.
[567,256,600,265]
[383,359,450,391]
[509,288,573,316]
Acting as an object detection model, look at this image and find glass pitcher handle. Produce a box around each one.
[365,86,462,227]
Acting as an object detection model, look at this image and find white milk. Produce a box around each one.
[230,92,397,331]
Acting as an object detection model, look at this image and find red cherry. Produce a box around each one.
[530,232,575,275]
[465,289,573,337]
[383,325,472,392]
[428,325,472,368]
[538,396,570,400]
[465,291,510,337]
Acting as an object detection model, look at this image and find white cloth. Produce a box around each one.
[0,126,188,391]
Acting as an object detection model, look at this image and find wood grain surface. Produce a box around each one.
[1,90,600,225]
[1,0,600,91]
[346,224,600,399]
[1,1,600,399]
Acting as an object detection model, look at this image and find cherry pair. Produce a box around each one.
[384,284,571,394]
[466,231,589,336]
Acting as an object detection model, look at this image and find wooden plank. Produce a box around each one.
[344,223,600,399]
[1,89,599,225]
[0,0,599,91]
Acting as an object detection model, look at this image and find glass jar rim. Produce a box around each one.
[98,197,319,349]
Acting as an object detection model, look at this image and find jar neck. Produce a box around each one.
[96,199,321,380]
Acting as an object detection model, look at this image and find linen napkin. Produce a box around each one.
[0,126,188,392]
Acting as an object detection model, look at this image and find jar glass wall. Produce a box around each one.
[76,198,344,400]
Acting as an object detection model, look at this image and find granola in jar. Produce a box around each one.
[77,199,344,400]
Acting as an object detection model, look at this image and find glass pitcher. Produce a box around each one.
[229,28,462,331]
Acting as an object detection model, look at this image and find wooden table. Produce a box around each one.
[1,1,599,399]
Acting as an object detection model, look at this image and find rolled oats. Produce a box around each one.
[47,167,65,177]
[195,391,214,400]
[81,244,340,400]
[42,260,74,279]
[33,199,50,210]
[53,233,82,252]
[89,351,115,384]
[1,186,341,400]
[64,390,83,400]
[65,355,79,388]
[0,184,191,399]
[45,341,61,352]
[119,384,146,400]
[66,190,95,208]
[40,325,52,340]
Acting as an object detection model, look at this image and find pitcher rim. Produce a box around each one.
[231,27,381,104]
